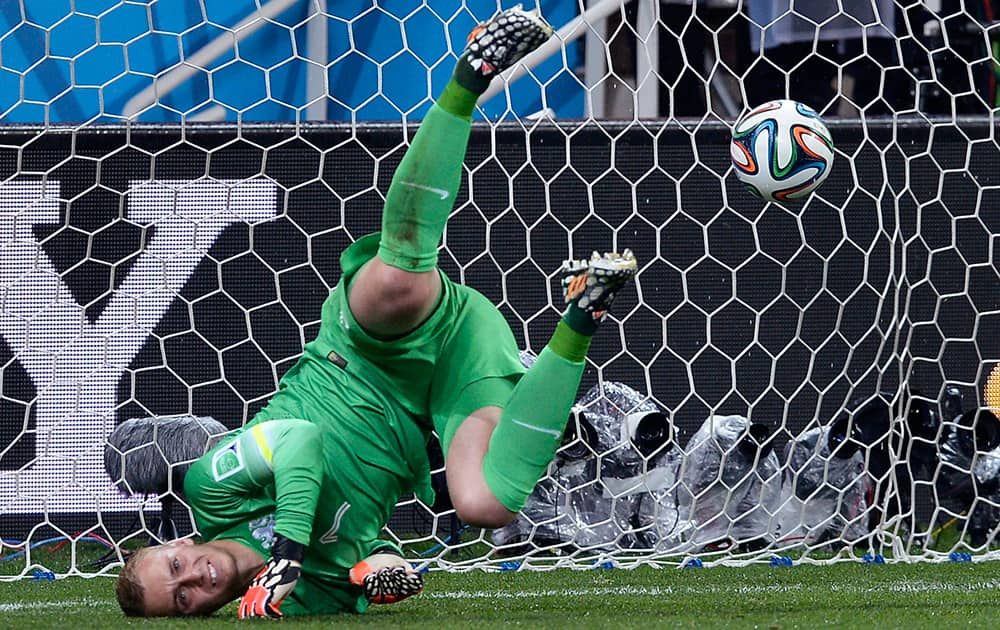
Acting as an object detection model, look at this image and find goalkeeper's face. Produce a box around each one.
[124,539,245,616]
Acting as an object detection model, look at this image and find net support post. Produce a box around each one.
[584,0,609,118]
[306,0,329,121]
[635,0,660,119]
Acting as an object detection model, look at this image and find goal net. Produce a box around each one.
[1,0,999,580]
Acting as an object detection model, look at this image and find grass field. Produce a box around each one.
[2,561,1000,629]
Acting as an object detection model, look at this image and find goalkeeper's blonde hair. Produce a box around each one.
[115,547,152,617]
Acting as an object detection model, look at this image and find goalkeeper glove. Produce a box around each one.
[238,534,304,619]
[349,553,424,604]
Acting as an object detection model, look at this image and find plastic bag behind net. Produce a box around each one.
[676,414,782,551]
[934,406,1000,546]
[775,425,870,547]
[492,376,681,553]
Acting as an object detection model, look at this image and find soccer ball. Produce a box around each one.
[730,99,834,203]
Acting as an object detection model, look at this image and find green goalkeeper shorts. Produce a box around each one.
[304,232,526,454]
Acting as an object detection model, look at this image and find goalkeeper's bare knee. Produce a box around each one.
[445,408,518,529]
[451,489,516,529]
[349,259,441,337]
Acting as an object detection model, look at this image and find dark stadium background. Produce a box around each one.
[1,118,998,538]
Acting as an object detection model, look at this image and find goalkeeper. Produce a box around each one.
[115,5,637,619]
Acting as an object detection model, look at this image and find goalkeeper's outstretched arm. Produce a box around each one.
[117,419,324,618]
[184,419,322,618]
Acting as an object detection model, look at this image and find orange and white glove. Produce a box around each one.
[238,535,304,619]
[349,552,424,605]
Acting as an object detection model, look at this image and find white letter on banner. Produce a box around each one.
[0,179,278,513]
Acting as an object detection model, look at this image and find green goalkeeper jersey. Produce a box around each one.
[183,232,525,616]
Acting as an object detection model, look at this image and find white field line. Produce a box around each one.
[1,597,106,612]
[426,580,1000,600]
[5,580,999,612]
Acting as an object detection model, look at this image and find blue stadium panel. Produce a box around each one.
[0,0,582,123]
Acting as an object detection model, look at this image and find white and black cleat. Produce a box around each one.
[461,4,554,79]
[560,249,638,319]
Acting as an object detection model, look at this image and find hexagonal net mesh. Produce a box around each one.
[0,1,999,582]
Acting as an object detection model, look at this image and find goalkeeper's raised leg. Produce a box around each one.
[346,5,639,530]
[446,249,637,527]
[348,4,554,337]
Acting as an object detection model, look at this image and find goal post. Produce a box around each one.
[1,1,1000,580]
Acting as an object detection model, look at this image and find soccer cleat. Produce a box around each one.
[560,249,638,323]
[460,4,554,81]
[349,559,424,605]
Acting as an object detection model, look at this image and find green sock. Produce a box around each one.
[437,42,495,119]
[378,51,493,271]
[548,320,592,363]
[482,346,586,513]
[562,302,602,337]
[437,79,480,119]
[377,103,471,272]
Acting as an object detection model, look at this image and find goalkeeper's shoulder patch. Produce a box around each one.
[211,440,245,481]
